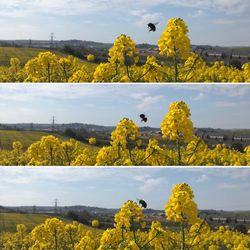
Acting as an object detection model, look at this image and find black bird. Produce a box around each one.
[140,114,147,123]
[148,22,159,32]
[137,199,147,208]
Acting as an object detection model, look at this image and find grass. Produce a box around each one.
[0,213,64,233]
[0,213,102,233]
[0,129,99,151]
[0,47,97,68]
[0,47,50,66]
[0,130,67,150]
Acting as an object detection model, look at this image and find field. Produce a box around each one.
[0,47,47,66]
[0,130,68,150]
[0,212,101,233]
[0,47,68,67]
[0,213,68,233]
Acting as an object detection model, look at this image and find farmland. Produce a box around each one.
[0,47,68,67]
[0,213,71,233]
[0,184,249,249]
[0,212,102,233]
[0,18,249,82]
[0,46,97,67]
[0,130,68,150]
[0,46,96,67]
[0,101,249,165]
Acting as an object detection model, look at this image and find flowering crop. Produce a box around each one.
[0,101,249,166]
[1,183,249,249]
[0,18,249,82]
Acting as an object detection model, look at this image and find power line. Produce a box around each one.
[30,122,33,131]
[50,32,55,49]
[51,116,56,132]
[54,198,58,214]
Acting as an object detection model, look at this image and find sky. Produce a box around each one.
[0,167,250,210]
[0,0,250,46]
[0,84,250,129]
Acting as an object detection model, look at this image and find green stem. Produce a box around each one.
[173,49,179,82]
[177,139,181,165]
[54,229,58,250]
[47,63,51,82]
[126,65,133,81]
[181,222,185,250]
[137,148,156,166]
[184,54,200,82]
[131,217,137,244]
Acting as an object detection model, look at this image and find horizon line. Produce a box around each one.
[1,122,250,131]
[1,38,250,48]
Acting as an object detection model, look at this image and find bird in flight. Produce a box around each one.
[148,22,159,32]
[140,114,147,123]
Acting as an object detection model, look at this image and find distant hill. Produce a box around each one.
[0,123,116,133]
[2,205,250,232]
[4,205,250,220]
[1,123,249,134]
[0,39,113,50]
[0,123,161,131]
[0,125,249,150]
[0,40,249,67]
[5,205,164,217]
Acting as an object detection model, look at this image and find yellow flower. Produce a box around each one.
[87,54,95,62]
[89,137,97,145]
[161,101,193,143]
[165,183,198,224]
[158,18,190,60]
[92,219,100,228]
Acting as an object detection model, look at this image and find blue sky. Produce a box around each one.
[0,167,250,210]
[0,84,250,129]
[0,0,250,46]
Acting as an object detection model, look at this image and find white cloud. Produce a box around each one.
[0,0,104,17]
[131,92,163,111]
[215,100,250,108]
[0,84,119,102]
[161,0,250,14]
[137,96,163,111]
[190,92,205,101]
[172,85,250,98]
[212,18,250,25]
[131,92,148,99]
[192,174,208,183]
[215,101,236,108]
[130,9,163,28]
[134,174,151,182]
[216,169,250,180]
[0,0,250,17]
[218,182,250,189]
[134,174,166,193]
[189,9,204,18]
[0,168,112,185]
[0,190,44,205]
[130,9,146,17]
[86,186,97,190]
